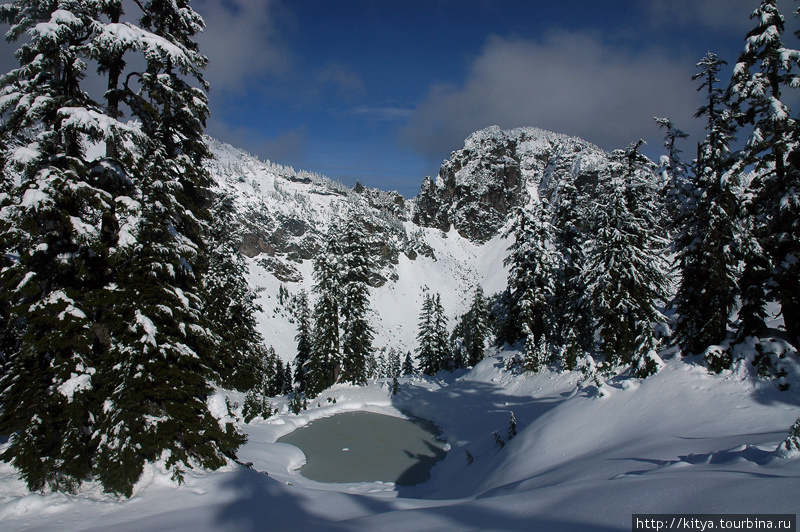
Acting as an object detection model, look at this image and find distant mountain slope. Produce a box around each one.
[203,126,647,360]
[413,126,610,242]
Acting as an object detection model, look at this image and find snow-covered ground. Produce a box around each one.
[2,136,797,530]
[245,222,512,362]
[2,349,798,531]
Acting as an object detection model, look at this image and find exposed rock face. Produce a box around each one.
[412,126,607,243]
[206,126,613,289]
[205,136,425,288]
[239,213,315,260]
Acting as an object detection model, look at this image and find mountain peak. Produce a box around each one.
[413,126,607,243]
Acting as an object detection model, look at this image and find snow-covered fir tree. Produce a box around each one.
[728,0,800,353]
[0,1,136,493]
[551,181,593,368]
[242,345,283,422]
[452,286,489,368]
[504,200,560,370]
[95,0,248,497]
[203,193,269,392]
[402,351,415,376]
[305,213,376,395]
[293,290,312,393]
[674,52,743,363]
[387,348,402,378]
[307,227,344,397]
[432,294,452,371]
[416,292,450,375]
[583,141,671,377]
[654,117,691,226]
[0,0,249,497]
[339,215,375,386]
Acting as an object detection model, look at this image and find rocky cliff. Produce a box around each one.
[412,126,609,242]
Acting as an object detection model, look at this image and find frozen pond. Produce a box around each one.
[278,411,447,486]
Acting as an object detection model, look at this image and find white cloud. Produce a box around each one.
[401,31,704,159]
[194,0,290,94]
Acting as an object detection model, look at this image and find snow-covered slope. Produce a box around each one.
[205,126,619,361]
[2,352,798,531]
[205,134,515,360]
[1,127,798,531]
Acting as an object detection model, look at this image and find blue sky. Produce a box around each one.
[2,1,796,197]
[194,0,793,197]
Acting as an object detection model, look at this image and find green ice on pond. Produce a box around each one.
[278,411,447,486]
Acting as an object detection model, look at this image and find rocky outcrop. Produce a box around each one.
[412,126,607,243]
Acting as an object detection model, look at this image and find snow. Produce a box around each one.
[134,310,157,348]
[1,353,798,531]
[31,10,79,40]
[10,144,40,166]
[2,132,798,529]
[95,23,193,69]
[20,187,50,211]
[57,371,94,402]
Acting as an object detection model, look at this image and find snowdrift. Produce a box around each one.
[1,350,798,531]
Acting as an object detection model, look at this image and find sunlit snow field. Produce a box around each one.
[1,349,799,531]
[1,139,799,530]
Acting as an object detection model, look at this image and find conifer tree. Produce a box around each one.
[0,0,248,496]
[293,290,312,393]
[431,293,451,370]
[416,292,450,375]
[0,0,138,493]
[728,0,800,350]
[505,200,560,364]
[463,286,489,367]
[654,117,691,229]
[339,216,375,385]
[491,289,520,347]
[271,358,285,397]
[674,52,743,361]
[203,194,267,391]
[583,142,671,376]
[416,293,437,375]
[387,348,402,378]
[95,0,246,497]
[307,227,344,396]
[283,362,293,395]
[654,117,690,190]
[402,351,415,376]
[782,418,800,452]
[552,181,593,365]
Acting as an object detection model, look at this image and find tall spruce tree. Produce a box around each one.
[416,292,450,375]
[728,0,800,351]
[431,293,451,370]
[552,181,593,368]
[402,351,415,375]
[339,215,375,385]
[416,292,436,375]
[583,142,671,377]
[203,193,267,391]
[293,290,312,393]
[654,117,691,225]
[452,285,489,368]
[505,200,560,369]
[0,0,138,493]
[95,0,246,497]
[674,52,743,362]
[0,0,248,496]
[307,227,344,396]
